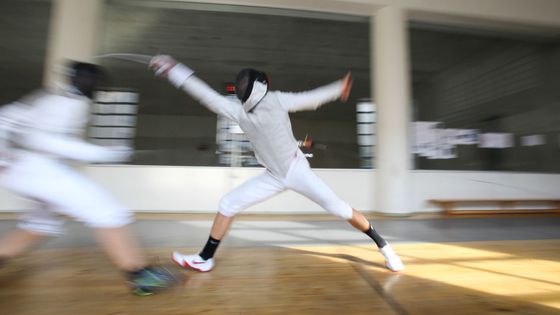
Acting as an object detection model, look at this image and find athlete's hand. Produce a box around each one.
[149,55,177,77]
[340,72,353,102]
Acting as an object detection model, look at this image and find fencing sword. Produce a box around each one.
[93,53,154,65]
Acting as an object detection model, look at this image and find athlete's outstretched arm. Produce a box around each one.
[150,55,241,122]
[20,133,131,163]
[0,98,130,164]
[279,72,353,112]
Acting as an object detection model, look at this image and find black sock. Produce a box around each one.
[199,236,221,261]
[364,225,387,249]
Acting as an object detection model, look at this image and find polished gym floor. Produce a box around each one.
[0,214,559,314]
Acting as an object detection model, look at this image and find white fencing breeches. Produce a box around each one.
[0,154,132,235]
[219,152,353,219]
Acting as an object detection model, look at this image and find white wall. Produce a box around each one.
[83,166,375,213]
[410,171,560,212]
[2,166,559,214]
[0,166,375,213]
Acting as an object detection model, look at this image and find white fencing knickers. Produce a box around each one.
[0,153,132,235]
[219,151,353,219]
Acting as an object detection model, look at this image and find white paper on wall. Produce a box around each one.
[521,134,546,146]
[428,128,457,159]
[453,129,479,145]
[478,133,514,148]
[412,121,441,156]
[412,122,460,159]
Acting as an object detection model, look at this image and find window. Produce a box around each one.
[410,23,560,172]
[0,0,51,104]
[100,0,370,168]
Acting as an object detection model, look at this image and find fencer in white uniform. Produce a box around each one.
[150,55,404,273]
[0,79,132,235]
[0,62,177,296]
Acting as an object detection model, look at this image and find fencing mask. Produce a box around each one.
[68,61,105,99]
[235,68,269,112]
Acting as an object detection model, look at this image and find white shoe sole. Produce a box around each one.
[386,262,405,272]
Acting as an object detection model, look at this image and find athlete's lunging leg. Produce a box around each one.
[0,62,178,295]
[149,55,404,272]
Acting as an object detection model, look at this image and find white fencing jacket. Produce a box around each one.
[168,64,344,178]
[0,88,128,165]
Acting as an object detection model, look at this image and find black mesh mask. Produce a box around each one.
[234,68,269,103]
[69,61,105,99]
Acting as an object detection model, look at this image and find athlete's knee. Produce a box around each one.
[86,206,133,228]
[218,195,242,217]
[324,201,353,220]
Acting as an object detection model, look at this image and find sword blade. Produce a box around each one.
[94,53,153,65]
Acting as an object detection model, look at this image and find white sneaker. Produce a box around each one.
[172,252,215,272]
[380,244,405,272]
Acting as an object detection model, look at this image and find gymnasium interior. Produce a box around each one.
[0,0,559,314]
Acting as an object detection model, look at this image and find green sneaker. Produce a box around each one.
[129,266,178,296]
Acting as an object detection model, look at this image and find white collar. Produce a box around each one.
[242,81,268,112]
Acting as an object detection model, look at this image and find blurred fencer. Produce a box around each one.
[150,55,404,272]
[0,61,176,296]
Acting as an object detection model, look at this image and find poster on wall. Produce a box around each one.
[452,129,479,145]
[521,134,546,147]
[431,128,457,159]
[478,133,514,148]
[413,122,483,159]
[412,121,441,157]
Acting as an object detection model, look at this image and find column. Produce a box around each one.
[43,0,104,88]
[372,6,412,215]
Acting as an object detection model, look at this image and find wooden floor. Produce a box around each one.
[0,240,559,315]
